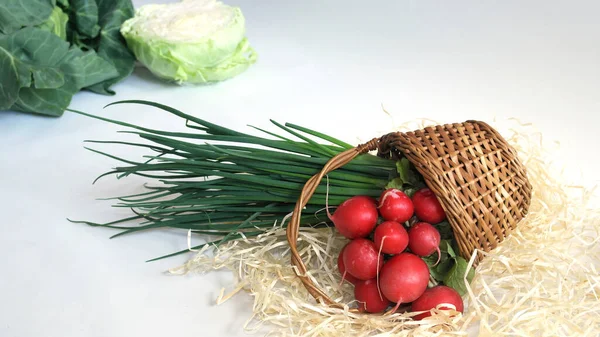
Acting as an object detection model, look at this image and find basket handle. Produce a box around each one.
[285,136,389,307]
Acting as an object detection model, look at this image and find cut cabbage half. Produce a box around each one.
[120,0,257,84]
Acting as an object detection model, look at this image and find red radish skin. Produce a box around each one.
[378,189,414,224]
[354,279,391,313]
[408,222,441,264]
[378,253,430,310]
[337,244,359,285]
[328,196,379,239]
[373,221,409,254]
[412,188,446,224]
[343,239,384,281]
[411,285,464,320]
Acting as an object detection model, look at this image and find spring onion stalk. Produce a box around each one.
[69,100,396,261]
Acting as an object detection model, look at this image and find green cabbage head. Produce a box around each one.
[120,0,257,84]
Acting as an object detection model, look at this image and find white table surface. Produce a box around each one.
[1,0,599,336]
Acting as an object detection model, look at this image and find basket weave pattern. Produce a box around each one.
[286,120,532,308]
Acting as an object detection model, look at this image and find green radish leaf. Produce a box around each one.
[433,221,455,241]
[451,239,460,258]
[423,239,474,288]
[385,158,427,196]
[422,240,455,282]
[397,158,413,185]
[433,257,454,282]
[403,187,418,198]
[439,239,457,258]
[443,256,475,297]
[399,157,425,186]
[422,252,452,282]
[385,177,404,189]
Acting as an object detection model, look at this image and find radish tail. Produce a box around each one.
[339,270,348,287]
[433,246,441,266]
[390,301,402,314]
[428,274,438,287]
[314,206,336,218]
[376,236,385,301]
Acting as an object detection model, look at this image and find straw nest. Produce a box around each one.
[169,119,600,337]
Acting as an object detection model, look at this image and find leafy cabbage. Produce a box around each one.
[0,0,135,116]
[120,0,257,84]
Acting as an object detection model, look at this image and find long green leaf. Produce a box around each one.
[71,102,395,261]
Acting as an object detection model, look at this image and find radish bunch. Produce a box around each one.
[331,187,465,318]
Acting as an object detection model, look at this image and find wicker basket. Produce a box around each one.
[286,120,532,308]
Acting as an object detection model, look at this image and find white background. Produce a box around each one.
[1,0,599,336]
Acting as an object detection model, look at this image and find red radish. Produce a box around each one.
[412,188,446,224]
[343,239,384,281]
[411,285,464,320]
[337,244,359,285]
[373,221,409,254]
[378,253,429,310]
[328,196,378,239]
[378,189,414,224]
[408,222,441,263]
[354,279,391,313]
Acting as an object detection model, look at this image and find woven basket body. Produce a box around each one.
[286,120,532,308]
[376,120,532,262]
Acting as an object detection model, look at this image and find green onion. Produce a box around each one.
[69,100,395,261]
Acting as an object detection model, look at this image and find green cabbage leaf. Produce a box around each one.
[0,0,135,116]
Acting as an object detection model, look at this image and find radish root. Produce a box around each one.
[339,270,348,288]
[376,236,385,302]
[433,246,441,266]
